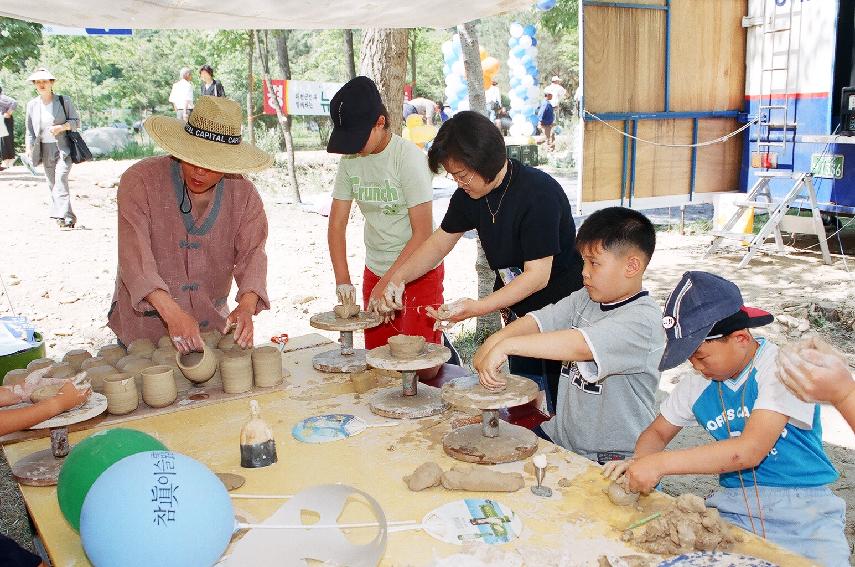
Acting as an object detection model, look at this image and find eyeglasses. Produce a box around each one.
[445,169,475,189]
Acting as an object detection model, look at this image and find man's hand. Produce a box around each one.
[225,305,255,349]
[50,124,68,136]
[336,284,356,306]
[52,381,91,412]
[778,338,853,405]
[165,309,204,354]
[380,281,405,312]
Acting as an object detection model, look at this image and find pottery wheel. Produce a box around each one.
[12,447,70,486]
[369,385,449,419]
[309,311,380,332]
[309,311,381,373]
[441,374,538,411]
[29,393,108,429]
[442,421,539,465]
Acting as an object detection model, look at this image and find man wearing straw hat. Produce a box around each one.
[108,96,273,354]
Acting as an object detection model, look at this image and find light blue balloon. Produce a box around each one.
[80,451,233,567]
[524,24,537,37]
[510,77,520,88]
[512,46,526,59]
[507,37,518,48]
[443,64,451,76]
[536,0,557,11]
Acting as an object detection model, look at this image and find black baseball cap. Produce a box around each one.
[659,271,774,371]
[327,76,383,154]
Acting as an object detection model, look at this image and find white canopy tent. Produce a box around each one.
[0,0,531,29]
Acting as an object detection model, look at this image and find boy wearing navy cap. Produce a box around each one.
[605,271,847,565]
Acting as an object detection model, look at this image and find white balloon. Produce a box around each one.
[529,47,538,59]
[527,86,540,100]
[457,99,470,112]
[522,75,535,87]
[441,41,454,59]
[518,35,532,48]
[452,61,465,76]
[510,23,524,38]
[444,85,456,99]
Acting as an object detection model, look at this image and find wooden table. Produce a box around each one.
[3,334,810,566]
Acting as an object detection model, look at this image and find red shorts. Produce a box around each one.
[362,264,444,349]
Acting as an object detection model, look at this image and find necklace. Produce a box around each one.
[485,160,513,224]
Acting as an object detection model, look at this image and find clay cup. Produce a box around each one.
[220,351,253,394]
[141,365,178,408]
[63,349,92,372]
[102,373,139,415]
[251,346,283,388]
[387,335,426,359]
[176,345,218,384]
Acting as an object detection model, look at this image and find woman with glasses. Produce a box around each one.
[325,77,444,358]
[379,110,583,414]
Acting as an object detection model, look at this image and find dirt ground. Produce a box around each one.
[1,156,854,560]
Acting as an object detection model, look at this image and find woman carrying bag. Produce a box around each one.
[25,68,81,229]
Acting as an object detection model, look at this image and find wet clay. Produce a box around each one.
[3,368,29,386]
[623,493,743,554]
[177,346,218,383]
[333,303,360,319]
[606,478,640,507]
[45,363,74,380]
[403,461,443,491]
[387,335,426,359]
[441,465,525,492]
[350,372,377,394]
[26,358,55,372]
[30,384,63,404]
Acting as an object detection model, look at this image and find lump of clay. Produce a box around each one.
[30,384,63,404]
[333,303,360,319]
[625,493,742,555]
[606,479,639,507]
[403,462,443,491]
[387,335,426,359]
[441,465,524,492]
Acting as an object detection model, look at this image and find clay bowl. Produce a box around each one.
[127,338,156,358]
[102,373,139,415]
[26,358,55,372]
[333,303,360,319]
[252,346,283,388]
[30,384,63,404]
[141,365,178,408]
[3,368,30,387]
[80,356,109,371]
[387,335,426,359]
[220,352,253,394]
[201,330,224,349]
[45,362,75,380]
[85,365,119,394]
[157,335,174,349]
[63,349,92,372]
[176,345,218,384]
[97,344,127,365]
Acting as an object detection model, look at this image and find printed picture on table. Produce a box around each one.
[422,499,522,545]
[291,414,368,443]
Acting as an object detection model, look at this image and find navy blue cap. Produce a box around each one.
[658,271,774,371]
[326,76,383,154]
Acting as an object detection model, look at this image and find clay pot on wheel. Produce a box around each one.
[63,349,92,372]
[97,344,127,366]
[102,373,139,415]
[333,303,360,319]
[141,365,178,408]
[252,346,283,388]
[176,345,218,384]
[220,351,253,394]
[387,335,426,359]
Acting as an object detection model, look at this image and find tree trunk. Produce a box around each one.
[272,29,301,203]
[246,31,255,146]
[359,28,408,134]
[457,21,486,117]
[343,30,356,80]
[255,30,302,204]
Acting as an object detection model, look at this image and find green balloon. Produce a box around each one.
[57,428,167,531]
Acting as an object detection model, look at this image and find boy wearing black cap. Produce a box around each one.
[606,271,847,565]
[326,76,443,352]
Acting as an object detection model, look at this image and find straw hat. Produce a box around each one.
[145,96,273,174]
[28,68,57,81]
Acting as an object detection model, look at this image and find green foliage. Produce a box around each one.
[540,0,579,37]
[407,29,445,100]
[98,141,163,161]
[0,18,42,74]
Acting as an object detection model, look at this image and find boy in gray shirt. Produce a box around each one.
[474,207,665,463]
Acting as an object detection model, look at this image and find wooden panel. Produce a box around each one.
[669,0,747,111]
[694,119,743,193]
[632,119,693,199]
[582,120,628,203]
[583,7,666,113]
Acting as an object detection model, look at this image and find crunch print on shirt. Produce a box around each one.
[348,176,402,215]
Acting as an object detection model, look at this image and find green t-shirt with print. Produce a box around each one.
[333,134,434,275]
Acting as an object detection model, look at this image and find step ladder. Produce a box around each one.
[705,172,832,269]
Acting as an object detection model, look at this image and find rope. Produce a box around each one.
[584,110,760,148]
[0,274,17,317]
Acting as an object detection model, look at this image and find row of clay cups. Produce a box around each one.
[101,366,180,415]
[176,344,283,391]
